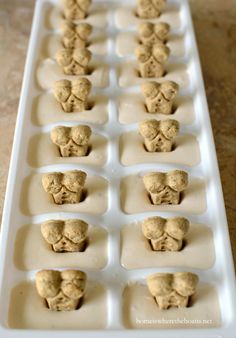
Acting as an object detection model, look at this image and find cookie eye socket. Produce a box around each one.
[147,273,173,297]
[78,0,91,11]
[135,45,151,63]
[71,125,91,145]
[167,171,188,192]
[63,171,87,192]
[143,173,166,193]
[41,220,64,244]
[36,270,61,298]
[64,219,88,242]
[142,217,165,239]
[42,173,63,194]
[51,126,71,146]
[165,218,189,240]
[173,272,198,297]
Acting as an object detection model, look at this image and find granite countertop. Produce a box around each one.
[0,1,235,263]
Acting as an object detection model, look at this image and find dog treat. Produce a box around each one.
[36,269,87,311]
[139,119,179,152]
[143,170,188,205]
[41,219,88,252]
[51,125,92,157]
[138,22,170,46]
[147,272,198,309]
[61,21,92,49]
[53,78,91,112]
[141,80,179,114]
[135,43,170,78]
[62,0,91,20]
[55,47,91,75]
[136,0,166,19]
[42,170,87,205]
[142,216,189,251]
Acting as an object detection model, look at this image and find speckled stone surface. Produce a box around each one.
[0,0,236,264]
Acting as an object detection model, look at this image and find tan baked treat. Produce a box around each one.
[143,170,188,205]
[142,216,189,251]
[139,119,179,152]
[41,219,88,252]
[136,0,166,19]
[61,21,92,49]
[55,47,91,75]
[42,170,87,204]
[138,22,170,46]
[147,272,198,309]
[51,125,92,157]
[141,80,179,114]
[53,78,91,112]
[36,269,87,311]
[135,43,170,78]
[62,0,91,20]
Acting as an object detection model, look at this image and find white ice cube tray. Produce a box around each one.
[0,0,236,337]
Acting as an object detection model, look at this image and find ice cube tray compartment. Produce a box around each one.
[0,0,236,337]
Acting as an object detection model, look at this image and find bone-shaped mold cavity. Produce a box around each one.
[42,170,87,205]
[41,219,88,252]
[120,173,206,215]
[143,170,188,205]
[35,269,86,311]
[142,216,189,251]
[147,272,198,309]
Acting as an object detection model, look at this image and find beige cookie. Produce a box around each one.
[61,21,92,49]
[147,271,198,309]
[139,119,179,152]
[53,78,92,112]
[55,47,92,75]
[136,0,166,19]
[135,42,170,78]
[51,125,92,157]
[138,22,170,46]
[42,170,87,205]
[141,80,179,114]
[62,0,92,20]
[41,219,88,252]
[142,216,189,251]
[143,170,188,205]
[36,269,87,311]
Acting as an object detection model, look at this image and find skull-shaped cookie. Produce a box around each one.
[42,170,87,205]
[143,170,188,205]
[139,119,179,152]
[136,0,166,19]
[36,269,87,311]
[61,21,92,49]
[55,47,91,75]
[135,42,170,78]
[62,0,91,20]
[53,78,91,112]
[147,272,198,309]
[51,125,92,157]
[141,80,179,114]
[41,219,88,252]
[138,22,170,46]
[142,216,189,251]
